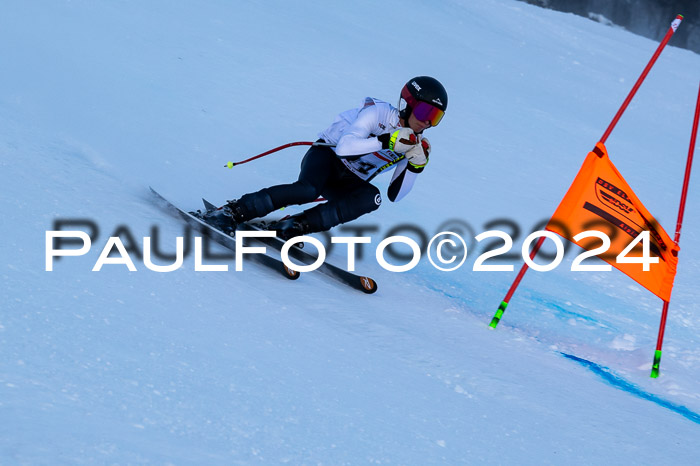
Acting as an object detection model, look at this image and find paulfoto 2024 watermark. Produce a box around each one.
[45,218,660,273]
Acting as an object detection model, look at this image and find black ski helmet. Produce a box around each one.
[399,76,448,126]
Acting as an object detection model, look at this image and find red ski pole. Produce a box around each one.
[650,79,699,378]
[224,141,335,168]
[489,14,683,329]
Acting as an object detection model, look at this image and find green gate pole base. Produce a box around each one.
[489,301,508,329]
[650,350,662,378]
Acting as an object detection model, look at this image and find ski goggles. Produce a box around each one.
[401,87,445,127]
[412,101,445,127]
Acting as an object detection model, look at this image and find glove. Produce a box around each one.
[405,137,430,169]
[378,128,417,154]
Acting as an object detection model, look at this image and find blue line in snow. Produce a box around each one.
[560,352,700,425]
[531,295,615,330]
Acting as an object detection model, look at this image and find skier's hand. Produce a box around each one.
[378,128,417,153]
[406,137,430,169]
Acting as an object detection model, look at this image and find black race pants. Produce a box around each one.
[238,143,381,232]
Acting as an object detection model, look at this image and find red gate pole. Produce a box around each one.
[600,15,683,144]
[489,236,545,328]
[489,14,683,329]
[650,79,699,378]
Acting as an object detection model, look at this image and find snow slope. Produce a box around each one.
[1,0,699,463]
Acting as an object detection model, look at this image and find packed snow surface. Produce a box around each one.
[1,0,699,463]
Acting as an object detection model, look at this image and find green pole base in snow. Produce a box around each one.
[650,350,663,378]
[489,301,508,328]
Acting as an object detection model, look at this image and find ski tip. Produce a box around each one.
[284,265,301,280]
[149,186,169,205]
[359,276,378,294]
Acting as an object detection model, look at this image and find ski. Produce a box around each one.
[239,222,378,294]
[200,198,377,293]
[150,187,300,280]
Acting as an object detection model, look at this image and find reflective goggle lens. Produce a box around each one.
[412,101,445,127]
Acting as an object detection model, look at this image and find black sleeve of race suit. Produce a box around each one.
[377,133,391,149]
[387,162,424,202]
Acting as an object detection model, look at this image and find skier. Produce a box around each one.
[204,76,448,239]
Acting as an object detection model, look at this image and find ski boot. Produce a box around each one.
[200,200,247,236]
